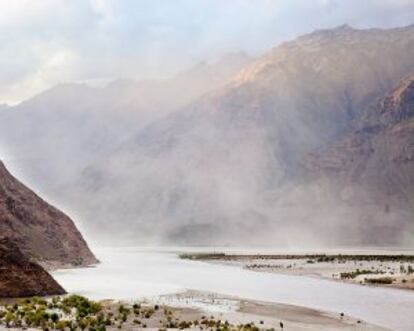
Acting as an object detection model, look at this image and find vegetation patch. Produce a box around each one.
[0,295,277,331]
[340,269,379,279]
[365,277,394,285]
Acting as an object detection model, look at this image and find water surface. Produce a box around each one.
[53,247,414,331]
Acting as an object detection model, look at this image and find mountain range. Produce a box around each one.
[0,25,413,247]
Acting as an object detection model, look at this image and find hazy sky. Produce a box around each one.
[0,0,413,104]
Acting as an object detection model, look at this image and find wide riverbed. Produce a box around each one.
[53,247,414,331]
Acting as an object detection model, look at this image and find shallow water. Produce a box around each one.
[53,247,414,331]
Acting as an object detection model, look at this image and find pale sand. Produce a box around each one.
[149,290,388,331]
[187,255,414,290]
[245,259,414,290]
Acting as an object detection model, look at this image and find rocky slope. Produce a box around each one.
[72,25,414,245]
[306,74,414,184]
[0,238,65,298]
[0,161,97,267]
[303,75,414,244]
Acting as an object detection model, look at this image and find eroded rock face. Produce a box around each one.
[302,75,414,245]
[0,238,65,298]
[306,75,414,200]
[0,161,97,267]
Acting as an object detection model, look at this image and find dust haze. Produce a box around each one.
[1,1,414,248]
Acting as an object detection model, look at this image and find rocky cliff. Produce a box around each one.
[0,238,65,298]
[0,161,97,267]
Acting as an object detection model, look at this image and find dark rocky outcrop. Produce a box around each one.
[0,238,65,298]
[0,161,97,267]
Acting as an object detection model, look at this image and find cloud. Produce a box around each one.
[0,0,413,104]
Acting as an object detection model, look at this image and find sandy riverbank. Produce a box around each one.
[150,290,388,331]
[180,253,414,290]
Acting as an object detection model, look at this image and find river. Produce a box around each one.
[52,247,414,331]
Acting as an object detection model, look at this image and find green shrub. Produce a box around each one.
[62,295,102,318]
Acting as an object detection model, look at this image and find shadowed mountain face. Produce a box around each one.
[304,75,414,245]
[307,75,414,191]
[0,161,97,267]
[69,25,414,246]
[0,238,65,298]
[1,25,414,247]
